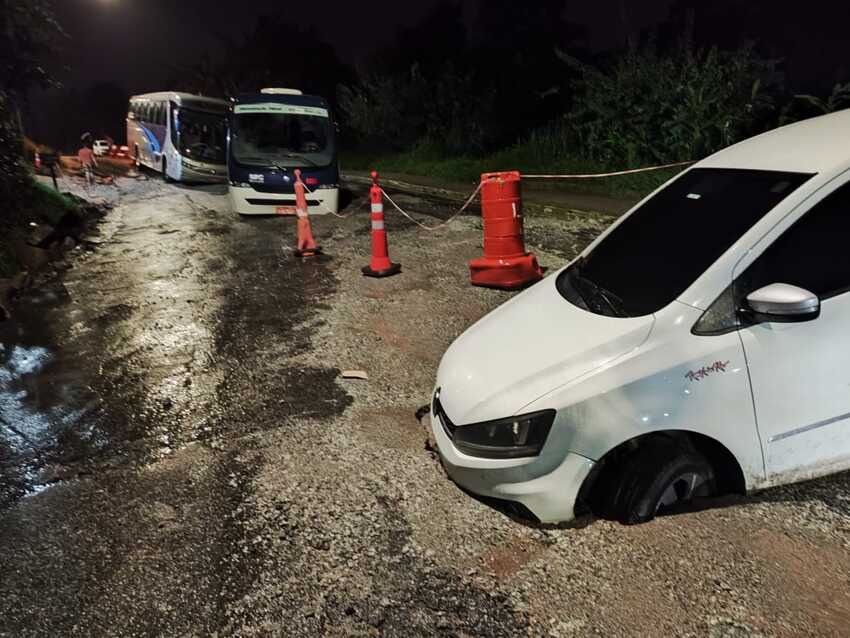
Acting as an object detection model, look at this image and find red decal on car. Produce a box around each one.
[685,360,730,382]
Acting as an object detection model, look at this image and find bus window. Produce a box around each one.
[178,108,227,164]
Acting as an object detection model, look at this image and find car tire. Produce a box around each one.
[608,437,716,525]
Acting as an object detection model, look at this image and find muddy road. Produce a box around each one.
[2,178,850,637]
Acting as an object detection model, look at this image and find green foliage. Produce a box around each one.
[0,0,64,95]
[1,0,63,213]
[559,44,779,165]
[780,83,850,124]
[0,90,29,208]
[25,180,79,224]
[0,177,79,278]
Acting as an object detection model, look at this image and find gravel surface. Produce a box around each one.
[1,176,849,637]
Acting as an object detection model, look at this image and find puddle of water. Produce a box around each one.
[0,343,56,452]
[0,307,96,506]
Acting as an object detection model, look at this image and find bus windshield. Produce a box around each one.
[175,107,227,164]
[231,103,333,169]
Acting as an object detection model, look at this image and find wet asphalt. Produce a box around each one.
[0,180,359,635]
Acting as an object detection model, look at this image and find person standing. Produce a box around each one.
[78,135,97,186]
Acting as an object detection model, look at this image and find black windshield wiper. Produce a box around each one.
[237,156,275,164]
[572,260,630,318]
[281,152,319,167]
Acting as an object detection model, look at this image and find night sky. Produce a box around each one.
[53,0,676,95]
[29,0,849,151]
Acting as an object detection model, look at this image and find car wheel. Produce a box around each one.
[608,437,716,525]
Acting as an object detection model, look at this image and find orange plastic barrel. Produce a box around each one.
[480,171,526,258]
[469,171,543,289]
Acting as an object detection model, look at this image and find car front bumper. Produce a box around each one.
[430,409,595,523]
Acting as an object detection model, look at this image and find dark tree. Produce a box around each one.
[170,17,354,106]
[377,1,469,77]
[472,0,586,141]
[0,0,63,96]
[654,0,849,93]
[0,0,64,206]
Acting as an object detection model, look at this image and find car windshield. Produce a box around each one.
[231,103,333,168]
[176,107,227,164]
[557,168,814,317]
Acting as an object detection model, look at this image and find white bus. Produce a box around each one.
[127,92,229,183]
[228,89,339,215]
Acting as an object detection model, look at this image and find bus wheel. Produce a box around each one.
[162,157,173,183]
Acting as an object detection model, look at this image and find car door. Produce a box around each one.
[735,178,850,482]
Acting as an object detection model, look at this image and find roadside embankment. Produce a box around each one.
[0,177,109,320]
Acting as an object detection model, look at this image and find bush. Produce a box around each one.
[559,44,780,166]
[338,64,496,155]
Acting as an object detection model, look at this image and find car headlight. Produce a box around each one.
[451,409,556,459]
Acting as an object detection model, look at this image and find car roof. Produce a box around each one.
[697,108,850,175]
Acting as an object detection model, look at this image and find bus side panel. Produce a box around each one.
[128,118,156,171]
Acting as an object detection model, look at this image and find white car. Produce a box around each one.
[432,109,850,524]
[93,140,111,156]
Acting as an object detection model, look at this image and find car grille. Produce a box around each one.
[433,389,456,440]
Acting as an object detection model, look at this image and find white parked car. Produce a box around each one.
[432,109,850,524]
[93,140,111,156]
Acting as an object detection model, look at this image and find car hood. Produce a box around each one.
[436,275,654,425]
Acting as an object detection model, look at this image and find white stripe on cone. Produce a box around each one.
[371,203,383,213]
[372,220,385,230]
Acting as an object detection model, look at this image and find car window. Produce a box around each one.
[557,168,813,317]
[739,180,850,301]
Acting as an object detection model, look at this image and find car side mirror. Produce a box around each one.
[744,283,820,323]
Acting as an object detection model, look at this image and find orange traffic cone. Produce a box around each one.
[293,169,321,258]
[362,171,401,277]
